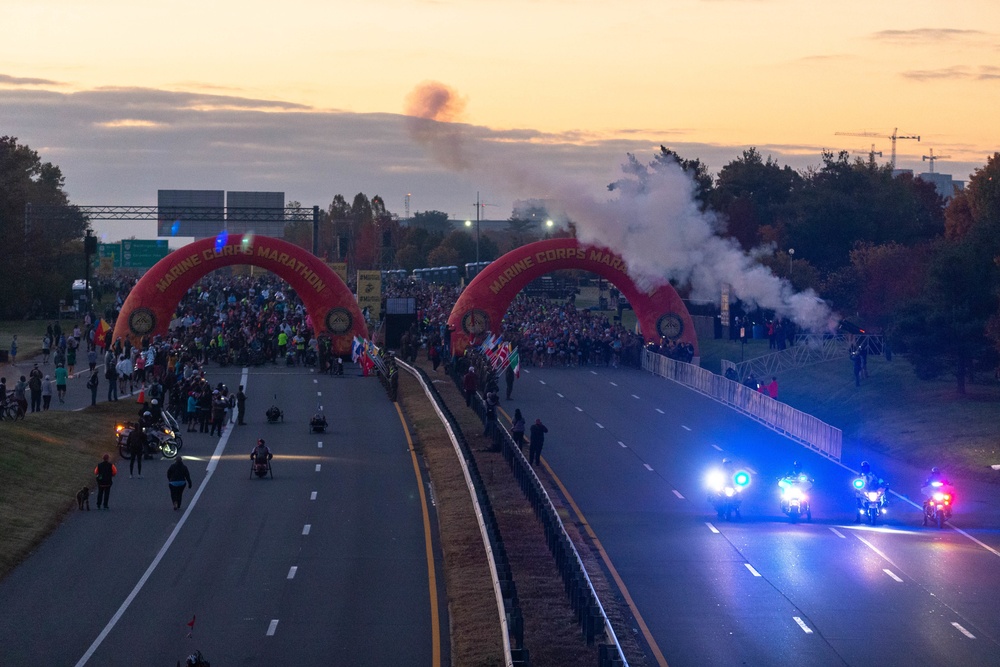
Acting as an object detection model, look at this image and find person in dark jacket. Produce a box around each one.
[127,425,147,478]
[511,409,526,449]
[463,367,478,407]
[529,419,548,466]
[236,385,247,425]
[94,453,117,510]
[167,455,193,510]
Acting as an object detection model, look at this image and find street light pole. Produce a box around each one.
[788,248,795,276]
[475,191,480,265]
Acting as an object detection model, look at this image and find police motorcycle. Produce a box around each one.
[309,407,328,433]
[852,461,889,525]
[921,468,954,529]
[706,459,751,521]
[778,462,813,522]
[115,410,181,460]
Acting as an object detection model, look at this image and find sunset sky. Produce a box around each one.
[2,0,998,240]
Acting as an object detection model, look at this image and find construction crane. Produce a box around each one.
[835,127,920,168]
[853,144,883,165]
[922,148,951,174]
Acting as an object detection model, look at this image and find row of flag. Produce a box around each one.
[479,334,520,378]
[351,336,387,377]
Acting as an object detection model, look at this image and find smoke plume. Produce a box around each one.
[404,82,836,332]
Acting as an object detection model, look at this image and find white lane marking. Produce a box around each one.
[672,489,684,499]
[681,425,691,431]
[76,368,249,667]
[313,379,318,384]
[266,619,279,636]
[711,444,723,451]
[706,522,720,534]
[287,566,298,579]
[655,408,664,414]
[744,564,762,577]
[829,527,846,538]
[596,423,604,429]
[747,467,758,475]
[317,441,323,448]
[557,393,564,398]
[310,491,317,501]
[952,622,976,639]
[618,441,627,448]
[315,464,321,472]
[302,524,311,535]
[644,464,653,472]
[793,617,814,634]
[590,371,598,375]
[575,406,583,412]
[610,382,618,387]
[951,526,1000,559]
[539,380,546,385]
[631,394,640,399]
[855,535,898,568]
[317,391,322,397]
[883,569,903,582]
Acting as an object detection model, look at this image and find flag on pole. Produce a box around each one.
[94,319,110,349]
[509,347,521,378]
[351,337,363,363]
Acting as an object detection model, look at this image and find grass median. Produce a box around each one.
[0,401,138,578]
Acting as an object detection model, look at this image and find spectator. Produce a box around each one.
[93,453,117,510]
[86,372,99,406]
[28,366,42,412]
[167,455,193,510]
[463,367,478,407]
[511,408,526,449]
[41,375,54,410]
[767,376,779,399]
[529,418,548,466]
[54,364,68,403]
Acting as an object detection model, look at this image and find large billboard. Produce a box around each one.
[226,191,286,238]
[157,190,225,239]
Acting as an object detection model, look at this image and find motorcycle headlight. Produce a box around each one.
[724,487,735,497]
[707,470,725,491]
[866,491,880,502]
[932,492,945,502]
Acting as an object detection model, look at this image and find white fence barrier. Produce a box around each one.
[643,350,842,461]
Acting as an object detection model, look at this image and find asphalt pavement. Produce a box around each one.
[505,363,1000,667]
[0,360,445,666]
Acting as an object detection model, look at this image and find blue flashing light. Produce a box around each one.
[852,478,866,490]
[214,230,229,253]
[171,220,181,236]
[733,471,750,487]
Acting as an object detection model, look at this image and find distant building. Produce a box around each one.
[916,172,964,201]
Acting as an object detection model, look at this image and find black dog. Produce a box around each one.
[76,486,91,511]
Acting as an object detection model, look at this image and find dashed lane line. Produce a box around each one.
[310,491,317,501]
[618,441,627,448]
[706,522,720,534]
[672,490,684,499]
[302,524,311,536]
[744,564,762,577]
[315,464,321,472]
[287,566,298,579]
[793,617,814,634]
[952,622,976,639]
[266,619,279,636]
[644,464,654,472]
[610,382,618,387]
[557,393,564,398]
[631,394,640,399]
[681,425,691,431]
[829,527,846,538]
[655,408,664,414]
[575,406,583,412]
[596,423,605,429]
[711,444,723,451]
[883,569,903,582]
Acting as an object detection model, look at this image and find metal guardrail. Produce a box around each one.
[466,383,628,667]
[396,360,517,667]
[645,349,842,462]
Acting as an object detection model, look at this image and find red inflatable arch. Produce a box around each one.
[113,235,367,356]
[448,238,699,359]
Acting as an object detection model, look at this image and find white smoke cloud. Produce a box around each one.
[404,82,837,332]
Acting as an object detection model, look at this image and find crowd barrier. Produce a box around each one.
[644,350,842,461]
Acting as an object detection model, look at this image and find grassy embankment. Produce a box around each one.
[0,401,138,578]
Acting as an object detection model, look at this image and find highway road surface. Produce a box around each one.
[0,362,445,666]
[506,363,1000,667]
